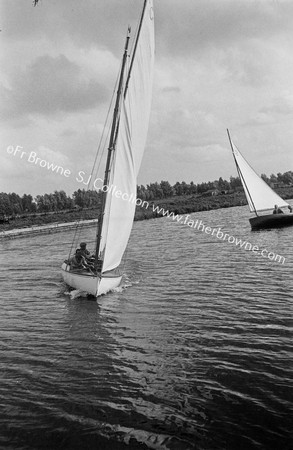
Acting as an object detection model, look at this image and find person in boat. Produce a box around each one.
[67,249,96,274]
[288,205,293,213]
[66,248,85,269]
[79,242,91,258]
[273,204,284,214]
[79,242,97,270]
[68,249,87,270]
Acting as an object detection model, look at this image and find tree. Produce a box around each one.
[276,171,293,185]
[229,176,242,190]
[270,173,278,184]
[173,182,183,196]
[9,193,23,214]
[137,185,147,201]
[0,193,13,215]
[21,194,35,212]
[197,182,209,194]
[147,182,163,199]
[189,181,197,194]
[218,177,230,191]
[261,174,270,185]
[73,189,86,208]
[52,190,74,210]
[72,189,100,208]
[180,181,189,195]
[160,180,173,198]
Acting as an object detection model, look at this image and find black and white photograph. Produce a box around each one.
[1,0,292,449]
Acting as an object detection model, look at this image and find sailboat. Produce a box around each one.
[61,0,155,296]
[227,129,293,230]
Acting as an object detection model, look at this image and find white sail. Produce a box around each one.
[100,0,155,273]
[230,139,289,213]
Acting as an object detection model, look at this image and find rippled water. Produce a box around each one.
[1,205,292,449]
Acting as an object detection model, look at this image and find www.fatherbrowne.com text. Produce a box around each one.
[6,146,285,264]
[87,179,285,264]
[150,205,285,265]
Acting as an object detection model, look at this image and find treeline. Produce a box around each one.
[1,171,292,216]
[0,189,104,216]
[0,191,73,216]
[137,171,293,200]
[137,177,242,200]
[260,171,293,186]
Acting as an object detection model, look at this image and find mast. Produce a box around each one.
[95,28,131,266]
[111,0,149,150]
[95,1,150,269]
[124,0,148,97]
[111,0,149,149]
[227,129,258,216]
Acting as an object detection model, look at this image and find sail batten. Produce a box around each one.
[100,0,155,273]
[229,137,289,213]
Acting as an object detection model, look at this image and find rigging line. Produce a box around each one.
[68,206,96,257]
[93,120,119,258]
[95,28,131,263]
[95,137,116,253]
[77,72,119,203]
[91,71,121,186]
[67,224,82,260]
[69,71,121,255]
[121,245,129,275]
[92,120,118,254]
[234,156,258,215]
[124,0,148,97]
[95,52,129,254]
[87,76,119,191]
[92,123,111,187]
[71,70,121,252]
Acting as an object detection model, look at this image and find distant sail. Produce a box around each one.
[100,0,155,272]
[230,139,289,213]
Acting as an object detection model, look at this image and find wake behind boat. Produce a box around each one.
[61,0,155,296]
[227,129,293,230]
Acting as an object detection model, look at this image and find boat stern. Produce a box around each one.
[61,263,123,297]
[250,213,293,230]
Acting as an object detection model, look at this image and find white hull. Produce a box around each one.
[61,263,122,297]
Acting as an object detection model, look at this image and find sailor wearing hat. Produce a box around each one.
[79,242,91,258]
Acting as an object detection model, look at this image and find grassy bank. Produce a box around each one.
[1,187,293,233]
[135,186,293,218]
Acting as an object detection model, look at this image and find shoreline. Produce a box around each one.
[0,219,98,239]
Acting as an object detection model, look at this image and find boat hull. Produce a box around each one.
[249,213,293,230]
[61,263,122,297]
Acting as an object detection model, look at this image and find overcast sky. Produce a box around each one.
[1,0,293,196]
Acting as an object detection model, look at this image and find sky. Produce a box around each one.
[1,0,293,196]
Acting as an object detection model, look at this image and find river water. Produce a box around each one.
[0,205,292,450]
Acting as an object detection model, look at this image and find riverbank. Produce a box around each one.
[1,187,293,237]
[135,186,293,218]
[0,219,98,239]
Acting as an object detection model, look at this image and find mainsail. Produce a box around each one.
[99,0,155,272]
[228,134,289,213]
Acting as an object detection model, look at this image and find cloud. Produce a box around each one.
[161,86,181,94]
[1,0,293,196]
[0,54,108,120]
[2,0,143,55]
[5,0,292,57]
[261,96,293,116]
[1,143,76,196]
[155,0,293,56]
[244,94,293,127]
